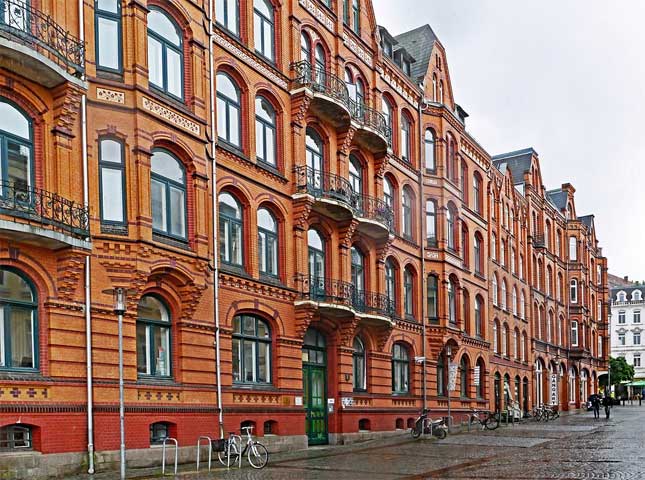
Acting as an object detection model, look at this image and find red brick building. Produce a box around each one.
[0,0,609,477]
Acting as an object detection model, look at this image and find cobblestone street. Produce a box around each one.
[139,405,645,480]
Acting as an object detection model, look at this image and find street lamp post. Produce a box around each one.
[103,287,129,480]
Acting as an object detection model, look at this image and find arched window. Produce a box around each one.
[350,246,364,295]
[446,205,455,250]
[491,233,497,260]
[0,100,32,192]
[500,239,506,267]
[473,173,482,214]
[300,31,311,61]
[219,192,243,267]
[511,287,518,316]
[501,323,508,356]
[233,314,271,384]
[257,208,278,277]
[439,80,444,104]
[492,274,498,306]
[151,149,186,239]
[521,332,527,361]
[0,424,32,450]
[353,337,366,391]
[448,278,456,324]
[385,259,396,310]
[99,138,126,225]
[351,0,360,33]
[571,320,579,346]
[492,320,499,353]
[308,229,325,280]
[216,0,239,34]
[474,233,482,275]
[0,269,37,370]
[475,359,485,398]
[400,114,411,162]
[147,8,183,99]
[513,328,519,359]
[424,129,435,171]
[521,290,526,319]
[570,279,578,303]
[402,188,413,239]
[427,275,438,322]
[392,343,409,393]
[426,200,437,247]
[511,247,516,274]
[569,236,577,261]
[382,97,393,133]
[255,96,276,166]
[383,177,393,211]
[137,295,171,377]
[460,355,469,398]
[404,267,414,318]
[305,128,324,188]
[349,155,363,195]
[315,44,326,71]
[462,288,470,334]
[501,280,507,310]
[217,73,241,148]
[475,296,483,337]
[254,0,275,61]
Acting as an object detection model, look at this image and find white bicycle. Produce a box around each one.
[217,426,269,469]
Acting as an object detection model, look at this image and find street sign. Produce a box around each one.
[448,362,458,391]
[550,374,558,405]
[414,356,426,364]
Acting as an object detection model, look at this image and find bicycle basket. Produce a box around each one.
[212,438,227,452]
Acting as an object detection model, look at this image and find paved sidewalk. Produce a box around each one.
[73,405,645,479]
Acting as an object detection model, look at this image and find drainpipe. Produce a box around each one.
[208,0,224,438]
[417,93,427,411]
[78,0,95,473]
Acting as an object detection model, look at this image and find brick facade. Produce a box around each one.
[0,0,608,476]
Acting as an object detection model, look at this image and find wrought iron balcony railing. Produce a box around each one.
[0,180,90,238]
[291,60,350,107]
[290,61,391,146]
[0,0,85,76]
[348,98,391,145]
[294,166,393,231]
[294,274,395,318]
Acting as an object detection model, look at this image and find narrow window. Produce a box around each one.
[402,189,412,239]
[569,236,577,261]
[232,315,271,383]
[0,100,32,192]
[424,129,435,171]
[404,268,414,318]
[427,275,438,322]
[571,321,578,347]
[253,0,275,61]
[96,0,122,72]
[0,269,37,370]
[426,200,436,247]
[448,279,456,324]
[99,138,126,225]
[474,296,483,337]
[137,295,171,377]
[352,0,360,33]
[400,115,411,162]
[446,206,455,250]
[392,343,409,393]
[219,193,244,267]
[255,97,276,166]
[151,149,187,239]
[216,0,240,35]
[257,208,278,277]
[217,73,242,148]
[353,337,366,391]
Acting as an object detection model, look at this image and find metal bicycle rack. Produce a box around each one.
[226,435,243,469]
[196,436,212,472]
[161,437,178,476]
[461,413,473,431]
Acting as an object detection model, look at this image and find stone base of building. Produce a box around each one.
[329,429,407,446]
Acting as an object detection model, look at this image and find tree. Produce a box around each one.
[600,356,635,387]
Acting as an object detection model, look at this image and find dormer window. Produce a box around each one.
[402,59,411,76]
[383,39,393,58]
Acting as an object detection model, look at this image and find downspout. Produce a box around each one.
[208,0,224,438]
[417,94,427,411]
[79,0,94,473]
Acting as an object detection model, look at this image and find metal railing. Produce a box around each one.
[294,166,393,231]
[0,0,85,76]
[295,274,395,318]
[196,436,212,472]
[290,61,391,145]
[0,180,90,238]
[161,437,178,476]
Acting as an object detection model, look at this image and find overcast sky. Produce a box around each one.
[373,0,645,282]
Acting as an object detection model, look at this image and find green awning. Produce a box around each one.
[625,380,645,387]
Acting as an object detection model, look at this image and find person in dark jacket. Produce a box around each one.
[591,394,601,419]
[603,394,611,419]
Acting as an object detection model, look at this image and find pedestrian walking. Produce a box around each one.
[591,394,601,419]
[603,394,611,419]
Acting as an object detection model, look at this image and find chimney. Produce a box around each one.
[624,276,629,282]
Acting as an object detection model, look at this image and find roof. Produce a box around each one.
[492,148,536,184]
[611,285,645,296]
[394,25,438,83]
[546,189,568,211]
[608,273,635,289]
[578,215,594,230]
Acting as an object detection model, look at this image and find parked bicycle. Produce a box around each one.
[530,404,559,422]
[468,409,500,430]
[411,408,448,439]
[216,426,269,469]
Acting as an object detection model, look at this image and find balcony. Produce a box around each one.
[294,275,395,324]
[532,234,545,249]
[569,346,591,360]
[294,166,393,237]
[0,180,90,250]
[0,0,85,88]
[349,99,391,154]
[290,61,351,129]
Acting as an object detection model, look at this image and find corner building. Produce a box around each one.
[0,0,610,476]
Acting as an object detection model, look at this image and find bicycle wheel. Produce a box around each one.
[218,442,240,467]
[247,442,269,469]
[484,413,499,430]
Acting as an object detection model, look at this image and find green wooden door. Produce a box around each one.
[303,328,328,445]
